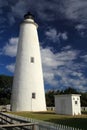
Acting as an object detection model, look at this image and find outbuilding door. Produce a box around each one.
[60,99,66,114]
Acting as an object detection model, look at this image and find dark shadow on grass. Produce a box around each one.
[45,117,87,130]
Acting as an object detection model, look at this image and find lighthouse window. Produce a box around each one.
[31,57,34,63]
[75,101,78,105]
[32,93,36,99]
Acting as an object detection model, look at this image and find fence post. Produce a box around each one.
[0,113,82,130]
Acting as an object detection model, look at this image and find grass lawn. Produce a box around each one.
[10,111,87,130]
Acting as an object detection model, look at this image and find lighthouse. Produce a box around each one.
[11,12,46,112]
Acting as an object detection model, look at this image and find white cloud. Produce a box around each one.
[45,28,68,42]
[59,32,68,40]
[11,0,29,18]
[30,0,56,21]
[61,45,72,51]
[75,24,87,37]
[75,24,86,31]
[0,0,30,26]
[81,55,87,62]
[29,0,87,24]
[58,0,87,22]
[0,0,87,26]
[41,46,87,91]
[2,37,18,57]
[45,28,57,41]
[5,44,87,91]
[6,63,15,73]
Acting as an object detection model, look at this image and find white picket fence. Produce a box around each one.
[1,112,82,130]
[0,105,87,113]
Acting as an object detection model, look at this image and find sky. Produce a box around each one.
[0,0,87,92]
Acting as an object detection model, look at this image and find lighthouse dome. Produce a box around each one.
[24,12,34,20]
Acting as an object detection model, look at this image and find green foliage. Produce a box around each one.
[63,87,78,94]
[0,75,87,107]
[0,75,13,105]
[81,93,87,107]
[46,87,87,107]
[46,90,55,106]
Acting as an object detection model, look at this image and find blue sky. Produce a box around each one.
[0,0,87,91]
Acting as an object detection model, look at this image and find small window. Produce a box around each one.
[31,57,34,63]
[32,93,36,99]
[73,98,75,100]
[77,98,79,100]
[75,101,78,105]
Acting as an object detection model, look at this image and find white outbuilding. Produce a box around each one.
[55,94,81,115]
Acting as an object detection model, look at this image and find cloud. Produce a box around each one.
[0,30,5,34]
[11,0,29,18]
[81,55,87,62]
[0,0,30,26]
[6,63,15,73]
[45,28,68,42]
[34,0,87,26]
[61,45,72,51]
[34,1,56,21]
[58,0,87,23]
[5,43,87,91]
[45,28,58,42]
[7,13,16,25]
[0,0,87,26]
[75,24,86,31]
[29,0,87,24]
[2,37,18,57]
[75,24,87,37]
[0,0,8,7]
[59,32,68,40]
[41,46,87,91]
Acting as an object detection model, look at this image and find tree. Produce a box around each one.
[45,87,87,107]
[45,90,55,106]
[63,87,78,94]
[81,93,87,107]
[0,75,13,105]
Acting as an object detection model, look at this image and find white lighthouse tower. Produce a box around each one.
[11,12,46,112]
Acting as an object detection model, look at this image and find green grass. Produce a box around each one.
[9,111,87,130]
